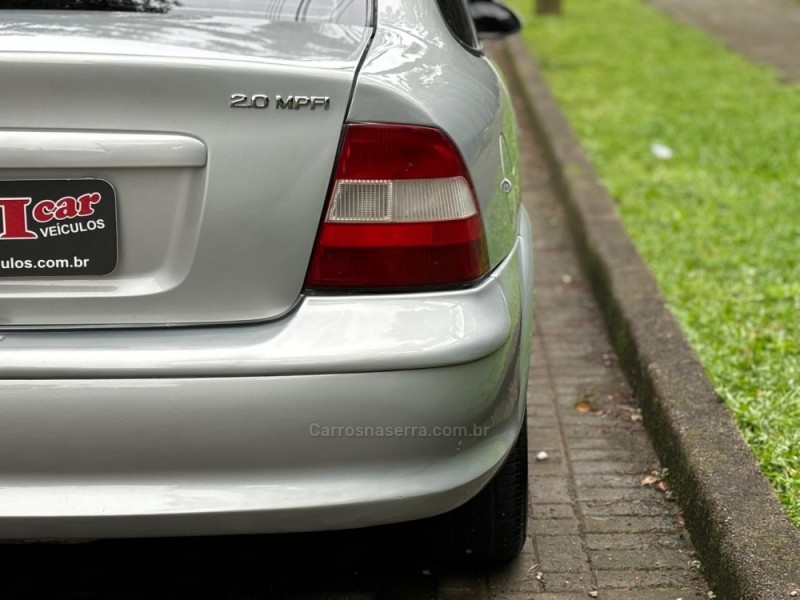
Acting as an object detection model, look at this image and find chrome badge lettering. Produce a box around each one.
[230,94,330,111]
[275,95,330,110]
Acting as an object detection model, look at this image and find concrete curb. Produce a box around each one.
[501,35,800,598]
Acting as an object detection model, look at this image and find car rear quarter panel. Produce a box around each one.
[348,0,521,267]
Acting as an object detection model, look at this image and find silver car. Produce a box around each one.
[0,0,532,563]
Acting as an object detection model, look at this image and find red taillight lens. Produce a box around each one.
[305,124,489,290]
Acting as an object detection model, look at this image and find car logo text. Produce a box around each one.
[0,194,103,240]
[230,93,330,110]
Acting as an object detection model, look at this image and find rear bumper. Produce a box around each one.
[0,210,533,540]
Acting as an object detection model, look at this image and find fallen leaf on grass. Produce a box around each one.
[650,142,674,160]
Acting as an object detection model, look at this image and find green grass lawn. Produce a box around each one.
[507,0,800,525]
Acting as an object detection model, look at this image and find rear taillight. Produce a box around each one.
[305,123,489,290]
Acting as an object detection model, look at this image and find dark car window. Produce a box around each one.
[436,0,480,51]
[0,0,370,25]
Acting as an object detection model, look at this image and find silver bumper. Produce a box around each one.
[0,211,533,539]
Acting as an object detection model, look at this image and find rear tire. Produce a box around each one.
[436,421,528,564]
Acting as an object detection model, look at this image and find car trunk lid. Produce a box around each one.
[0,12,371,327]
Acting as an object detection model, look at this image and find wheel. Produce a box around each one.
[435,420,528,564]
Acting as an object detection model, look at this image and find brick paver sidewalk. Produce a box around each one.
[650,0,800,82]
[467,45,710,599]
